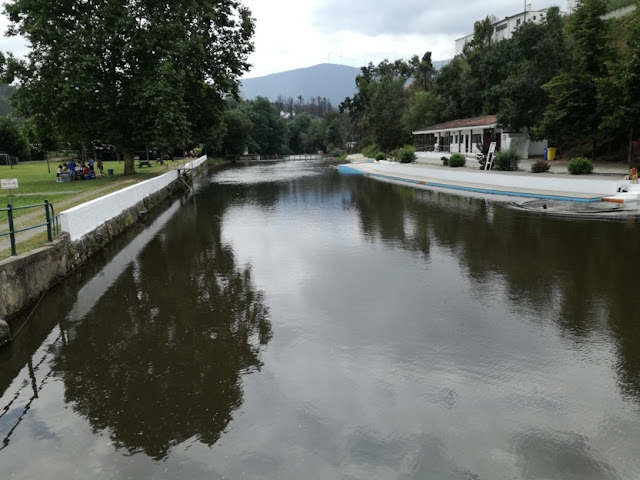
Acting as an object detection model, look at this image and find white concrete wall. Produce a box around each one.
[369,163,619,196]
[502,133,529,159]
[184,155,208,170]
[454,35,473,56]
[59,155,207,241]
[529,139,548,156]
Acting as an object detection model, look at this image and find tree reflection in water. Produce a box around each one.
[350,179,640,401]
[50,188,272,460]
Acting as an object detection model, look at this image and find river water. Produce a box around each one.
[1,160,639,479]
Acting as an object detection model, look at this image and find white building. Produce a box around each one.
[412,115,547,159]
[454,4,570,56]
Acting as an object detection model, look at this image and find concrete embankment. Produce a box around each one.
[0,156,209,324]
[339,161,625,203]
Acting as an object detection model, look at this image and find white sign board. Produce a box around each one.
[1,179,18,189]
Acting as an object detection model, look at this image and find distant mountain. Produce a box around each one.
[240,63,359,106]
[240,60,452,107]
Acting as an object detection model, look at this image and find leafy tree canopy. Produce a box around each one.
[0,115,29,158]
[1,0,255,172]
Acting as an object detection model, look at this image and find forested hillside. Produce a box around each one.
[0,84,17,118]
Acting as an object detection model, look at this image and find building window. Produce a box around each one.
[496,24,507,32]
[533,15,537,20]
[516,19,521,26]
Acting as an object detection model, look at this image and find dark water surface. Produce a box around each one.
[1,160,640,479]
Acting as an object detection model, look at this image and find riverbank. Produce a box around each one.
[0,158,225,258]
[0,156,211,327]
[341,155,640,218]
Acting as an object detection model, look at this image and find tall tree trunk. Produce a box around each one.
[123,149,135,174]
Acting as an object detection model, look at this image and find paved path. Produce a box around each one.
[341,156,640,218]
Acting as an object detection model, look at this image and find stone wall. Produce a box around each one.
[0,163,205,321]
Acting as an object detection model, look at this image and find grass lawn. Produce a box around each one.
[1,157,226,259]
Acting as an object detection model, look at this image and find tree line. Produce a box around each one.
[341,0,640,161]
[0,0,255,172]
[219,97,351,157]
[273,95,335,118]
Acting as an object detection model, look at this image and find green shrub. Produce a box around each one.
[531,160,550,173]
[328,147,346,158]
[441,156,449,166]
[396,145,416,164]
[448,153,466,167]
[375,152,386,161]
[494,148,522,171]
[361,144,379,158]
[567,157,593,175]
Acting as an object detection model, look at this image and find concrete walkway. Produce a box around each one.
[341,156,640,216]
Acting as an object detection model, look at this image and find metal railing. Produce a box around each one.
[0,201,60,256]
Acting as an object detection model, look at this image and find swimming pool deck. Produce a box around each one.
[339,161,638,204]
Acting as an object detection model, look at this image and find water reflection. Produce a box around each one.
[47,189,272,460]
[2,161,640,478]
[349,180,640,401]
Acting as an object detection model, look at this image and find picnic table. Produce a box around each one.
[138,160,152,168]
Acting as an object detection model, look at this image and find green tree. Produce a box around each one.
[287,112,312,154]
[222,109,252,156]
[323,111,345,151]
[0,115,29,158]
[598,2,640,163]
[244,97,287,155]
[23,114,61,157]
[536,0,609,157]
[434,57,476,121]
[401,91,445,143]
[341,59,412,151]
[491,7,567,132]
[409,52,436,92]
[1,0,254,173]
[302,117,326,153]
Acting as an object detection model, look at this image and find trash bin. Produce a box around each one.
[107,169,114,176]
[546,147,557,161]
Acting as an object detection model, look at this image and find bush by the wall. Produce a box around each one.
[361,144,379,158]
[375,152,386,161]
[396,145,416,164]
[448,153,466,167]
[494,148,522,171]
[328,147,346,158]
[567,157,593,175]
[531,160,550,173]
[441,156,448,166]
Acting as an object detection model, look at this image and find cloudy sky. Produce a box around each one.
[0,0,567,79]
[241,0,567,77]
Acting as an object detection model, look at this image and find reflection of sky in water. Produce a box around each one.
[212,161,322,185]
[1,162,640,479]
